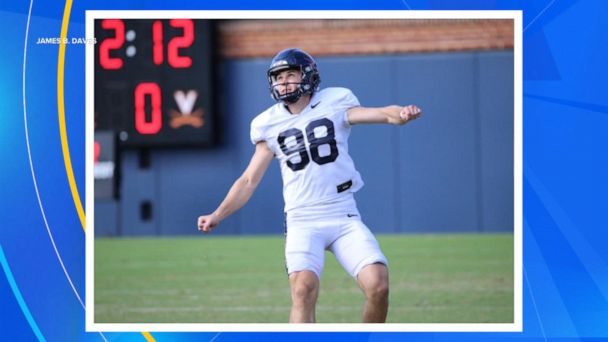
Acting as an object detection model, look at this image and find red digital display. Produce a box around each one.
[99,19,125,70]
[94,19,216,147]
[152,20,163,65]
[168,19,194,68]
[94,141,100,163]
[134,82,162,134]
[100,19,195,70]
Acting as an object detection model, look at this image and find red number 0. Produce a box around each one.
[168,19,194,68]
[99,19,125,70]
[134,82,162,135]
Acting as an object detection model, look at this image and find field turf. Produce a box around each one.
[94,234,513,323]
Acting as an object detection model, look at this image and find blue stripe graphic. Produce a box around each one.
[0,245,46,342]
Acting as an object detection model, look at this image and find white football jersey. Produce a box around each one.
[251,87,364,213]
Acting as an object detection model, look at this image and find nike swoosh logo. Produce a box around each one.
[311,101,321,109]
[347,214,358,217]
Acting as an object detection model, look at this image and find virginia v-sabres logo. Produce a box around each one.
[170,90,204,129]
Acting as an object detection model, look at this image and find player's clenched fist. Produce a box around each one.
[399,105,422,123]
[197,213,219,233]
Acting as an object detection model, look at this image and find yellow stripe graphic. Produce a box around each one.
[142,332,156,341]
[57,0,86,231]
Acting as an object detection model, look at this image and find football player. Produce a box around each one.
[197,48,421,323]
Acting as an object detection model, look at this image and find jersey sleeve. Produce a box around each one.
[336,88,360,128]
[341,88,360,109]
[250,120,264,145]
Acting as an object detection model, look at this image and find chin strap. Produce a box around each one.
[277,85,303,104]
[282,93,301,104]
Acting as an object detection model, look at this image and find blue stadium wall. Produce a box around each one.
[95,50,514,236]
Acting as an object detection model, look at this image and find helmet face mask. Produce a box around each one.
[267,48,321,104]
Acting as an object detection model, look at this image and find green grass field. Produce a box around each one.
[94,234,513,323]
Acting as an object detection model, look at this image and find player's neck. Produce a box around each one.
[285,95,311,115]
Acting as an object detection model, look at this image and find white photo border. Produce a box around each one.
[86,9,523,333]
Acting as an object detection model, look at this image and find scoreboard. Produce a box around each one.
[94,19,217,147]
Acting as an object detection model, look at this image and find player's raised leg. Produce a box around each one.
[288,270,320,323]
[357,263,389,323]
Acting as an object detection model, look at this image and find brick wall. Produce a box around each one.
[217,19,513,58]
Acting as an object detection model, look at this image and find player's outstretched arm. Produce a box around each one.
[347,105,422,125]
[197,141,274,233]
